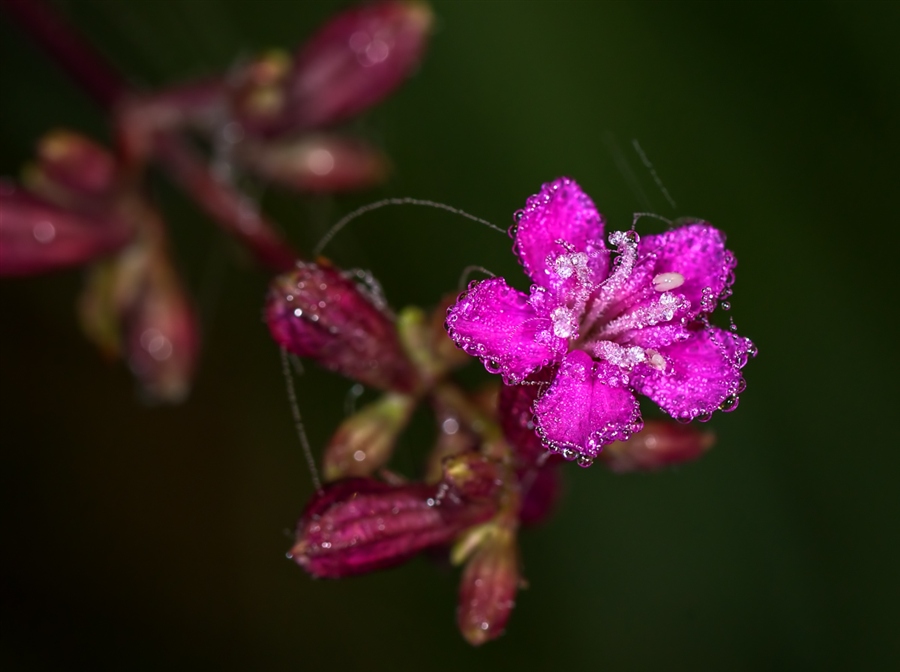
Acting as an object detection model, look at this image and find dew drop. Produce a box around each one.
[720,301,731,311]
[576,454,593,468]
[561,448,577,461]
[719,395,740,412]
[484,358,501,374]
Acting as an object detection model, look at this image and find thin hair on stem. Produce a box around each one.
[313,197,505,256]
[280,347,322,493]
[632,139,678,210]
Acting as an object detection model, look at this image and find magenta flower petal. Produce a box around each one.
[533,350,642,463]
[512,177,608,289]
[632,326,754,421]
[638,223,736,316]
[445,277,565,384]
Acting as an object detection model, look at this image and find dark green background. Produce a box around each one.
[2,1,898,669]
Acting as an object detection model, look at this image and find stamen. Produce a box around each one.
[592,341,647,369]
[596,292,687,340]
[580,230,639,334]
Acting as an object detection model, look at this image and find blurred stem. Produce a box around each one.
[1,0,301,271]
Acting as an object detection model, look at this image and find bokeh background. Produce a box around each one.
[2,1,898,669]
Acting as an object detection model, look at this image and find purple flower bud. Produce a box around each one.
[0,182,131,276]
[288,0,433,130]
[265,260,419,392]
[34,130,117,198]
[123,261,200,403]
[457,526,520,646]
[600,419,715,473]
[442,453,502,502]
[290,477,494,578]
[322,393,415,481]
[239,134,389,193]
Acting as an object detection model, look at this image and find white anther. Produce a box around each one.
[652,272,685,292]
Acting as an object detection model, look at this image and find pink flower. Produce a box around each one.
[445,178,756,467]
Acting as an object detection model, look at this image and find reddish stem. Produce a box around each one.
[1,0,301,271]
[153,134,298,271]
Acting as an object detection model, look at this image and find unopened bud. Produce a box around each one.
[442,453,502,502]
[600,419,715,473]
[457,526,520,646]
[0,182,131,276]
[322,392,415,480]
[265,260,419,392]
[124,264,199,404]
[34,130,117,197]
[239,134,388,192]
[288,0,434,130]
[290,477,494,578]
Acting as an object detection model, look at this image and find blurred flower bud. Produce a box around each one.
[266,260,419,392]
[239,134,388,192]
[442,453,502,502]
[290,477,494,578]
[288,0,434,130]
[0,181,131,276]
[457,525,520,646]
[322,392,415,481]
[124,259,199,403]
[600,420,715,473]
[33,130,117,198]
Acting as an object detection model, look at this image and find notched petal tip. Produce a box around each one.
[533,351,642,464]
[512,177,607,289]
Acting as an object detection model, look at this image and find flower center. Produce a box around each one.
[555,230,688,372]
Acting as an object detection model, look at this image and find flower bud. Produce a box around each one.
[34,130,117,197]
[239,134,388,192]
[0,182,131,276]
[442,453,502,502]
[265,260,419,392]
[290,477,494,578]
[600,420,715,473]
[322,392,415,481]
[457,526,520,646]
[123,260,199,403]
[288,0,434,130]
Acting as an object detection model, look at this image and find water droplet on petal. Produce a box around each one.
[576,454,593,468]
[719,395,740,412]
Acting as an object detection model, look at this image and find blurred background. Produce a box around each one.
[1,0,898,669]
